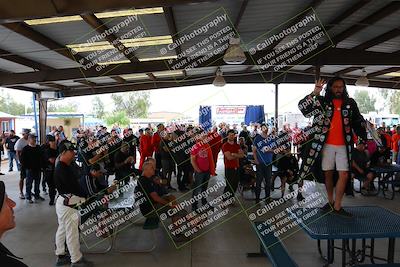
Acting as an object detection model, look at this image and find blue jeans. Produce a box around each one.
[7,151,20,171]
[191,171,210,210]
[25,169,41,200]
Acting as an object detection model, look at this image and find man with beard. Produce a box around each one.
[222,129,245,203]
[298,78,366,218]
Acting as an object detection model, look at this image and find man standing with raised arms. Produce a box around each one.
[298,77,366,218]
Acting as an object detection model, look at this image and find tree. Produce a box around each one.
[111,91,150,118]
[47,101,78,112]
[354,90,376,114]
[389,91,400,114]
[91,96,105,119]
[379,89,400,114]
[104,111,130,126]
[0,91,27,115]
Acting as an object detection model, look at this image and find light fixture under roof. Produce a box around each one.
[66,36,173,53]
[121,70,183,80]
[355,69,369,87]
[24,7,164,25]
[98,55,178,65]
[213,68,226,87]
[98,60,131,65]
[384,72,400,77]
[139,55,177,62]
[223,37,246,65]
[154,70,184,78]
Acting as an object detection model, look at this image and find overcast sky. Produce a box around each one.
[0,83,388,119]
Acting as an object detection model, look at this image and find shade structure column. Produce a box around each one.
[38,98,48,145]
[274,83,279,129]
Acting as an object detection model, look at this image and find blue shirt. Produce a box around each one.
[253,133,274,164]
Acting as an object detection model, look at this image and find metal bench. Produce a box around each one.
[248,222,298,267]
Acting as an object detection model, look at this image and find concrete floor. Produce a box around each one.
[1,157,400,267]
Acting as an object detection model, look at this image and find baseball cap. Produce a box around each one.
[21,129,30,134]
[0,181,5,212]
[28,133,37,139]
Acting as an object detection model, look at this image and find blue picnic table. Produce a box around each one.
[370,164,400,199]
[288,206,400,266]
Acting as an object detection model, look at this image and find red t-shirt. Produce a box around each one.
[326,99,345,145]
[151,132,161,152]
[191,143,210,172]
[383,133,392,149]
[392,133,400,152]
[222,142,240,169]
[140,135,153,156]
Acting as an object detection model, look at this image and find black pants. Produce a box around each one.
[44,169,56,202]
[155,152,162,171]
[177,163,192,189]
[256,164,272,201]
[224,168,240,197]
[20,165,26,180]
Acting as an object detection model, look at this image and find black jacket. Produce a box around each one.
[0,242,28,267]
[298,93,367,181]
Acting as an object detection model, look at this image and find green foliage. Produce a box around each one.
[91,96,105,119]
[105,111,130,127]
[47,101,78,112]
[0,90,27,115]
[354,90,376,114]
[389,91,400,114]
[377,89,400,114]
[111,91,150,118]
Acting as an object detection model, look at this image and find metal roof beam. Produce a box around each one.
[59,71,400,97]
[330,2,400,45]
[0,48,54,70]
[367,67,400,78]
[0,48,399,86]
[2,22,89,66]
[353,28,400,50]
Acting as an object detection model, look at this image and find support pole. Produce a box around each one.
[315,64,321,80]
[32,93,39,139]
[275,83,279,129]
[38,98,48,145]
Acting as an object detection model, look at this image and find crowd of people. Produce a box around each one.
[1,78,400,266]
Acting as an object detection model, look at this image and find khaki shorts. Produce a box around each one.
[321,144,349,171]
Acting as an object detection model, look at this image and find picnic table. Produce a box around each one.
[288,206,400,267]
[370,164,400,199]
